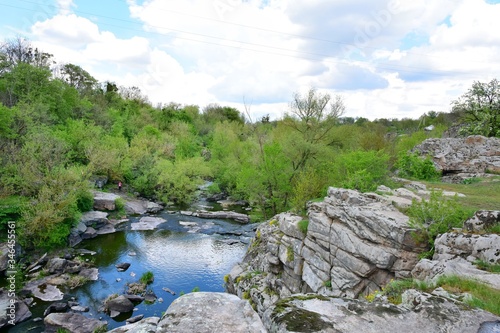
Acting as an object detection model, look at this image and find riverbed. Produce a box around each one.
[5,205,254,332]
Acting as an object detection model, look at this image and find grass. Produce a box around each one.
[298,219,309,234]
[424,177,500,211]
[140,271,154,285]
[191,286,200,292]
[474,260,500,273]
[378,276,500,316]
[286,246,294,262]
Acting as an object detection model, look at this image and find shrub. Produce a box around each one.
[140,271,154,285]
[407,191,474,258]
[76,189,94,212]
[396,152,441,180]
[0,196,26,234]
[330,150,390,192]
[114,197,125,212]
[191,286,200,292]
[286,246,294,262]
[298,219,309,234]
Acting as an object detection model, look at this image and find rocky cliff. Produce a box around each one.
[226,187,427,314]
[226,186,500,332]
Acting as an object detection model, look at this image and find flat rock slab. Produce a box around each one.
[263,293,500,333]
[131,217,166,231]
[157,292,266,333]
[93,191,120,211]
[125,198,163,215]
[44,313,107,333]
[81,210,109,226]
[196,211,250,224]
[22,277,64,302]
[108,317,160,333]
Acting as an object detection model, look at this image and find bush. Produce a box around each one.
[298,219,309,234]
[0,196,26,235]
[331,150,391,192]
[396,152,441,180]
[407,191,474,258]
[76,189,94,212]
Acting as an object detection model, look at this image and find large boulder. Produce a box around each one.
[80,210,109,228]
[412,232,500,289]
[262,292,499,333]
[0,289,32,329]
[412,135,500,182]
[93,191,120,211]
[105,295,135,316]
[157,292,266,333]
[44,313,107,333]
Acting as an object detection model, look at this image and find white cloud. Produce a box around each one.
[11,0,498,120]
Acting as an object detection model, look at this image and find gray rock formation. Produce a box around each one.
[412,231,500,289]
[125,198,163,215]
[262,291,499,333]
[157,292,266,333]
[69,210,111,246]
[108,317,160,333]
[93,191,120,210]
[412,135,500,182]
[22,276,64,302]
[105,295,135,317]
[0,289,32,329]
[227,188,426,316]
[44,312,107,333]
[464,210,500,232]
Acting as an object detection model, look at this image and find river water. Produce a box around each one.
[5,204,253,332]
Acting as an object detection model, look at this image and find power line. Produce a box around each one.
[0,1,477,77]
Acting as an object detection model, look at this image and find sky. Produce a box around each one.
[0,0,499,121]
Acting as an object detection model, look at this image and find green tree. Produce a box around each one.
[283,88,345,173]
[452,79,500,137]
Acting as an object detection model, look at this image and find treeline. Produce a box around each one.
[0,37,495,249]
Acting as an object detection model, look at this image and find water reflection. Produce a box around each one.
[71,229,247,330]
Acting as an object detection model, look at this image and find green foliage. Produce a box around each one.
[191,286,200,292]
[0,196,26,233]
[323,280,332,288]
[298,219,309,234]
[407,191,474,258]
[461,177,482,185]
[114,197,125,213]
[435,275,500,315]
[474,260,500,273]
[330,150,390,192]
[76,189,94,212]
[286,246,294,262]
[452,79,500,138]
[18,166,88,249]
[396,153,441,181]
[140,271,154,285]
[380,279,432,304]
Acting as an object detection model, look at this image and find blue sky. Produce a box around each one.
[1,0,499,120]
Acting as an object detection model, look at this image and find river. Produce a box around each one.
[4,203,254,332]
